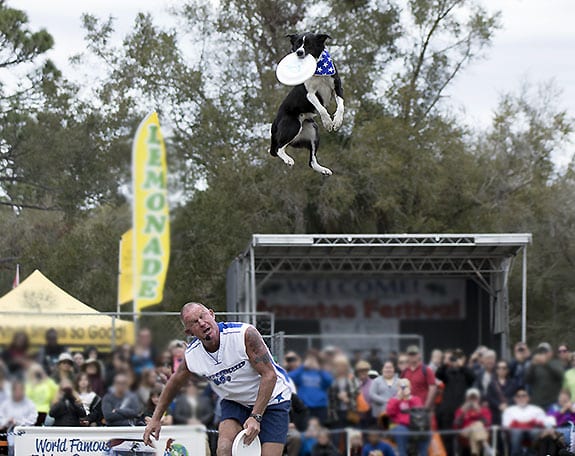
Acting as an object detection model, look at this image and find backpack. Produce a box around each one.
[408,407,430,432]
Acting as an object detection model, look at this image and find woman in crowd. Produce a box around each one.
[547,389,575,446]
[49,378,86,426]
[2,332,29,378]
[369,360,399,423]
[156,350,174,382]
[168,340,186,374]
[72,352,85,371]
[328,354,359,428]
[25,363,58,425]
[386,378,429,456]
[143,383,173,425]
[52,353,76,384]
[137,368,160,406]
[81,358,105,397]
[76,372,102,426]
[485,359,518,425]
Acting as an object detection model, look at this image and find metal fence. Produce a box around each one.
[273,333,425,364]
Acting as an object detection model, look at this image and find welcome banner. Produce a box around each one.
[132,112,170,311]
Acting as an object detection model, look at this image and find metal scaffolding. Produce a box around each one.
[226,233,532,353]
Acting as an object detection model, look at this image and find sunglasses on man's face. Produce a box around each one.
[559,348,569,353]
[516,393,528,398]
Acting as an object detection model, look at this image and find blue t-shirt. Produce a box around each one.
[288,366,333,408]
[362,441,395,456]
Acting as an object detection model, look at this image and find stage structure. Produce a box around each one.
[227,234,531,356]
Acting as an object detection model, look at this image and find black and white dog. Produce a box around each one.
[270,32,344,176]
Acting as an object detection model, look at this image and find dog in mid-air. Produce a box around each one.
[270,32,344,176]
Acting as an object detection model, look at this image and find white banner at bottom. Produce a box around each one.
[14,425,206,456]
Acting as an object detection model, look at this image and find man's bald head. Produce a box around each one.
[180,302,218,344]
[180,302,209,321]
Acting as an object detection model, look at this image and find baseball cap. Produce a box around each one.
[466,387,481,399]
[406,345,420,355]
[537,342,552,353]
[57,352,74,364]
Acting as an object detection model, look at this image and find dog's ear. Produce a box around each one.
[317,34,332,44]
[286,34,298,44]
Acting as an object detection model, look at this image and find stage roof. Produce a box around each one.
[246,233,532,276]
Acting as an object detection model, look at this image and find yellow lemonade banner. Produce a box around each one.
[117,228,133,305]
[132,112,170,310]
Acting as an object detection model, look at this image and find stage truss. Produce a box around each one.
[226,234,532,353]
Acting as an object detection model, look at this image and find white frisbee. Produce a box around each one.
[231,430,261,456]
[276,52,317,86]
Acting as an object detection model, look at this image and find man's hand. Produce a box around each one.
[143,417,162,446]
[243,416,261,446]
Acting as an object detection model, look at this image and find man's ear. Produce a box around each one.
[317,33,332,44]
[286,33,298,44]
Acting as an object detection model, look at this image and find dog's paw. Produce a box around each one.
[277,150,295,167]
[321,116,333,131]
[281,155,295,167]
[332,112,344,130]
[312,163,333,176]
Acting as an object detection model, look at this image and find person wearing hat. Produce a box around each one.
[525,342,564,409]
[401,345,437,410]
[52,352,76,384]
[502,387,556,455]
[453,388,492,456]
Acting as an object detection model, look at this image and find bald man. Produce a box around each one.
[143,303,293,456]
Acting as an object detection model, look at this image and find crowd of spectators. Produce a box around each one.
[1,328,575,456]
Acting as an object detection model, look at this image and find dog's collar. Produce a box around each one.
[315,49,336,76]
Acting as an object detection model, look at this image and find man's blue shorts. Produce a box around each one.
[220,399,291,444]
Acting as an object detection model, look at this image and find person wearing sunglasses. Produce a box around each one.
[557,344,571,371]
[502,388,555,455]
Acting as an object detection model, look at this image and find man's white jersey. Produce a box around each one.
[184,322,292,407]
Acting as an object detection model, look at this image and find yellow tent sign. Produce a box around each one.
[132,112,170,311]
[0,270,134,348]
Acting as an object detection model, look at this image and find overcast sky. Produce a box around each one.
[12,0,575,166]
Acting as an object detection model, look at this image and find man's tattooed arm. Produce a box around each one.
[245,326,277,415]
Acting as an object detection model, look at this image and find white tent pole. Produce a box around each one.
[521,246,527,343]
